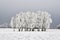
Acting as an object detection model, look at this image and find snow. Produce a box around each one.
[0,28,60,40]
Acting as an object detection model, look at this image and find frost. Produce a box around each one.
[10,11,52,31]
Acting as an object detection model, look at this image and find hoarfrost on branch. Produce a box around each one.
[10,11,52,31]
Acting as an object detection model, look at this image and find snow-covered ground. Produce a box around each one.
[0,28,60,40]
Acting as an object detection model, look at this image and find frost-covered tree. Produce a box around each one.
[10,16,16,31]
[41,11,52,31]
[10,11,52,31]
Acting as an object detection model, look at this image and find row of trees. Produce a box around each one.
[10,11,52,31]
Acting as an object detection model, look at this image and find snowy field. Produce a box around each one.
[0,28,60,40]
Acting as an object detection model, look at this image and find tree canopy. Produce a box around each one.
[10,11,52,29]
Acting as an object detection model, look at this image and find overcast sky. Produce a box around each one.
[0,0,60,28]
